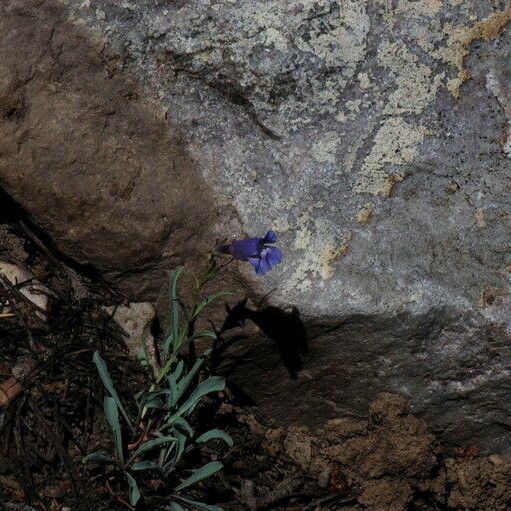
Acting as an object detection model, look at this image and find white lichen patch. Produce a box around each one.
[486,71,511,159]
[295,0,369,71]
[264,27,288,51]
[357,72,371,90]
[378,41,444,116]
[311,131,341,163]
[395,0,443,17]
[342,134,371,176]
[346,99,362,113]
[294,224,313,250]
[355,117,428,196]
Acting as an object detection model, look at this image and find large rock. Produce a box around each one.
[0,1,510,451]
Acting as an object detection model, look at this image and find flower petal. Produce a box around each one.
[247,257,261,273]
[229,237,261,261]
[265,246,282,266]
[263,230,277,244]
[255,255,272,275]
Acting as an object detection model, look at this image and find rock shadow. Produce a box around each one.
[215,298,308,379]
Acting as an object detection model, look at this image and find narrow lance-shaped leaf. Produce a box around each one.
[125,472,141,506]
[195,429,233,448]
[104,396,124,464]
[174,461,223,492]
[127,435,177,465]
[131,460,161,472]
[174,358,204,404]
[174,432,187,465]
[167,374,179,408]
[180,331,217,354]
[163,332,173,360]
[166,503,186,511]
[190,292,232,321]
[169,266,183,350]
[176,376,225,417]
[93,351,134,432]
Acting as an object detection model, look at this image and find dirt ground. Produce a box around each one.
[1,213,511,511]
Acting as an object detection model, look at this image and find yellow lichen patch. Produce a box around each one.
[286,227,354,292]
[357,203,374,225]
[320,232,353,279]
[434,5,511,98]
[354,117,429,196]
[475,209,487,229]
[378,40,444,115]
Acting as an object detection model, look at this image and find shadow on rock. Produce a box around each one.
[215,298,308,379]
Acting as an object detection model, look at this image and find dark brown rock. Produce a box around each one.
[0,0,219,300]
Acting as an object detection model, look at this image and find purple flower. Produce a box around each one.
[217,230,283,275]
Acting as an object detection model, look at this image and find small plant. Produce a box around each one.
[84,262,233,510]
[84,232,283,508]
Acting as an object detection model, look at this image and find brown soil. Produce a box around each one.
[0,215,510,511]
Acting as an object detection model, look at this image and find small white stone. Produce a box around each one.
[103,302,156,358]
[0,261,49,322]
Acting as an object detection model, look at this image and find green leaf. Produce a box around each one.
[132,460,161,471]
[195,429,233,448]
[174,461,223,492]
[141,390,172,405]
[126,472,141,506]
[144,397,164,409]
[172,416,194,437]
[82,452,115,465]
[191,292,231,321]
[159,415,194,437]
[128,435,177,464]
[137,341,150,368]
[93,351,133,432]
[173,360,184,381]
[104,396,124,464]
[174,358,204,404]
[174,432,187,464]
[163,332,174,360]
[166,503,185,511]
[167,374,179,408]
[180,331,217,353]
[176,497,224,511]
[176,376,225,417]
[169,267,184,349]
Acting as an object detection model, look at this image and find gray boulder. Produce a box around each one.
[0,0,510,451]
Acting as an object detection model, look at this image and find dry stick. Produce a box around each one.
[0,275,37,352]
[0,377,23,407]
[305,494,358,511]
[30,400,81,497]
[0,274,50,407]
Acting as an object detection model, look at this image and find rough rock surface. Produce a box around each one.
[0,1,510,450]
[257,393,511,511]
